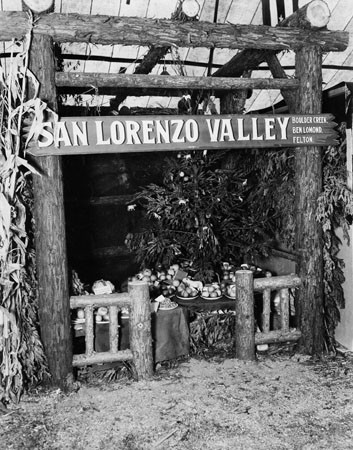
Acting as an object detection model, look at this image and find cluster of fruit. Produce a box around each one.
[221,267,236,282]
[131,264,180,285]
[130,264,186,298]
[175,280,199,298]
[225,283,236,299]
[201,283,222,299]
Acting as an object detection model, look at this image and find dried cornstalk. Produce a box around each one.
[0,25,50,404]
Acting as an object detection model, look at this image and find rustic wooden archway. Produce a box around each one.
[0,0,348,386]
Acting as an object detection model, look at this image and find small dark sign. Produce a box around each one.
[28,114,337,156]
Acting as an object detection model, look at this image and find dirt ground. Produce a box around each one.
[1,350,353,450]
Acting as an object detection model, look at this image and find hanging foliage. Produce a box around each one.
[0,34,50,404]
[316,124,353,350]
[126,149,274,282]
[251,124,353,350]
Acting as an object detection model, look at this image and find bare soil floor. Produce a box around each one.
[1,351,353,450]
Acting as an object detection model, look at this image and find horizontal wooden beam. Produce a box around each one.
[0,12,348,52]
[254,274,301,291]
[72,350,133,367]
[70,293,131,309]
[254,329,301,345]
[55,72,300,95]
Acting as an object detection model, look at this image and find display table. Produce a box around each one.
[73,306,190,363]
[173,295,236,312]
[152,307,189,362]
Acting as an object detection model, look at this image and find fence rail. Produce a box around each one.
[236,271,302,360]
[255,274,301,346]
[70,273,302,368]
[70,281,153,379]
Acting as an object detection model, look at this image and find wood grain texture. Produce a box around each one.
[128,281,154,380]
[294,45,324,354]
[0,12,348,52]
[29,33,73,387]
[55,72,299,94]
[235,270,255,361]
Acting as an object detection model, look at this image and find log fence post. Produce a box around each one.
[84,305,94,357]
[235,270,255,361]
[261,271,272,333]
[280,288,290,332]
[109,306,119,353]
[128,281,154,380]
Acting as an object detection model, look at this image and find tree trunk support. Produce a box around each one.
[294,45,324,354]
[28,32,73,388]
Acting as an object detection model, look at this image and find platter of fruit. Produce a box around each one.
[175,280,200,300]
[200,283,222,300]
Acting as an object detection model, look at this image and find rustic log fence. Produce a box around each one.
[70,280,153,380]
[235,270,302,360]
[70,272,302,370]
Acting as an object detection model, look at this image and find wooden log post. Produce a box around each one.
[109,306,119,353]
[235,270,255,361]
[261,272,272,333]
[84,305,94,356]
[28,32,73,388]
[280,288,290,332]
[294,45,324,354]
[128,281,153,380]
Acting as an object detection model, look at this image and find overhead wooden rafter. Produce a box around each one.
[0,11,348,51]
[109,1,191,110]
[6,1,343,108]
[213,0,332,78]
[55,72,299,96]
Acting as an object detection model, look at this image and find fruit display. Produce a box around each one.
[127,261,269,302]
[201,283,222,299]
[175,280,200,299]
[225,283,236,299]
[130,263,203,299]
